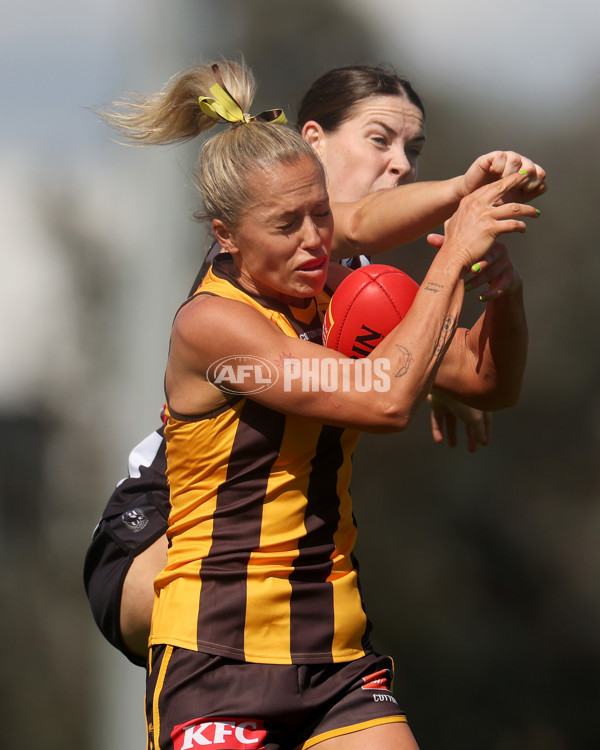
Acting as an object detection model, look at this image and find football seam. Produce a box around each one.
[330,279,373,350]
[371,274,407,320]
[326,267,415,352]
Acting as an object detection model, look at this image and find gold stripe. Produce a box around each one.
[145,645,153,750]
[329,428,364,656]
[243,417,319,662]
[300,716,407,750]
[152,406,236,647]
[152,645,173,750]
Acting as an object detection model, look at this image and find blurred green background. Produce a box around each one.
[1,2,598,749]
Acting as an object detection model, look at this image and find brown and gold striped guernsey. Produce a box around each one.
[151,254,371,664]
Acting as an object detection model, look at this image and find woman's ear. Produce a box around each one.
[301,120,326,156]
[212,219,238,255]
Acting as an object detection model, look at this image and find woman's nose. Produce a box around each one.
[389,147,413,182]
[300,218,322,248]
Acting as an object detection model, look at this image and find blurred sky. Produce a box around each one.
[2,0,599,154]
[1,1,131,150]
[348,0,600,119]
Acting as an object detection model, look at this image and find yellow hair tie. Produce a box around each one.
[198,66,287,125]
[198,83,249,123]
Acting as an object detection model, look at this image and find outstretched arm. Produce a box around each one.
[433,238,528,411]
[167,172,537,433]
[330,150,546,259]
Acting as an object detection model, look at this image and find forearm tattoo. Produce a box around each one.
[394,345,414,378]
[393,313,456,379]
[424,281,445,294]
[433,315,457,357]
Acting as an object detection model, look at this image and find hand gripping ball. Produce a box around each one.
[322,264,419,358]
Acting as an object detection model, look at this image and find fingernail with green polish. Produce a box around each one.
[479,295,486,302]
[464,282,472,292]
[535,208,541,215]
[471,263,482,274]
[519,169,529,175]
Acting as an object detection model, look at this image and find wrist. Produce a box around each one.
[447,175,467,203]
[434,242,472,278]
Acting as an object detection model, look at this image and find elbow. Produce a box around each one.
[473,378,524,411]
[343,206,377,256]
[329,212,365,261]
[502,380,524,409]
[364,402,414,434]
[493,384,523,411]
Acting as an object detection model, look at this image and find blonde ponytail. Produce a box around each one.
[98,60,256,145]
[99,59,323,230]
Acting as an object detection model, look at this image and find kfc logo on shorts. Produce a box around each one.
[361,668,392,691]
[172,718,267,750]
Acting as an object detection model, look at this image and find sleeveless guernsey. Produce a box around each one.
[150,254,371,664]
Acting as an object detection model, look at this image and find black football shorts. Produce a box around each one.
[146,645,407,750]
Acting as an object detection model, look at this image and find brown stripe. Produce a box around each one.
[289,425,344,660]
[196,399,285,656]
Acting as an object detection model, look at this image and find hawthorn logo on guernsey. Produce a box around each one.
[172,718,267,749]
[207,356,279,394]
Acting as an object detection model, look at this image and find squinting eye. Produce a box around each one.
[279,218,298,231]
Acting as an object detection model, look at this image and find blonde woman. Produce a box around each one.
[84,63,545,672]
[91,60,542,750]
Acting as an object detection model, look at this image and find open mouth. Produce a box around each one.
[298,257,326,271]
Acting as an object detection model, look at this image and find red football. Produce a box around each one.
[323,264,419,358]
